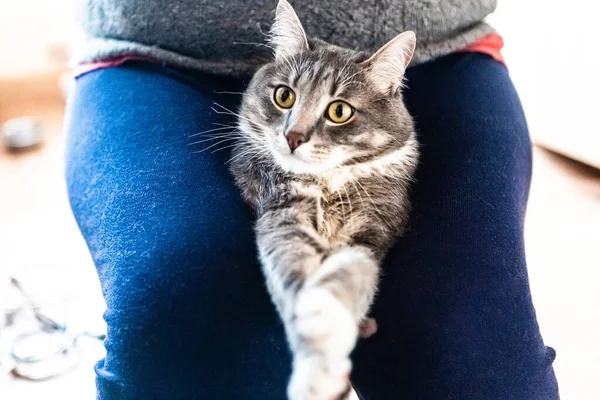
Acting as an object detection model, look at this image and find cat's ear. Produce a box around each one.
[361,31,416,95]
[269,0,309,60]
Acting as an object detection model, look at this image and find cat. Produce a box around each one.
[229,1,418,399]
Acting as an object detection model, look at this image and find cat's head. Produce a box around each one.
[239,0,416,175]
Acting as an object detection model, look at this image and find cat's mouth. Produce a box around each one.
[270,135,349,175]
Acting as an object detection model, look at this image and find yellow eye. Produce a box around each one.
[274,86,296,109]
[327,101,354,124]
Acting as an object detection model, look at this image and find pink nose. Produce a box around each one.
[285,131,307,152]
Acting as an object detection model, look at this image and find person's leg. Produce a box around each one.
[65,63,290,399]
[351,53,559,399]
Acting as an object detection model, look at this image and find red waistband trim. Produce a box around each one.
[461,33,505,64]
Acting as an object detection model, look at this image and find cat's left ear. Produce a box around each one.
[361,31,416,95]
[269,0,309,61]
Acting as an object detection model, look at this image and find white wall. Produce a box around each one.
[0,0,78,77]
[489,0,600,167]
[491,4,600,399]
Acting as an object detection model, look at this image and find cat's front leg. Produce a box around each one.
[294,246,378,352]
[257,210,373,400]
[289,246,379,400]
[256,209,327,324]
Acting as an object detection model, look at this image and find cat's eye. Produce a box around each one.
[327,101,354,124]
[274,86,296,109]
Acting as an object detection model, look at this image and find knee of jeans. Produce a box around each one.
[97,209,259,308]
[95,219,268,374]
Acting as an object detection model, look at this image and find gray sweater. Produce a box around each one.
[74,0,497,77]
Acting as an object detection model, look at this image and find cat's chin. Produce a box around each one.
[272,150,332,175]
[270,149,342,176]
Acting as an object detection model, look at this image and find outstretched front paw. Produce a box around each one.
[294,287,358,359]
[288,354,352,400]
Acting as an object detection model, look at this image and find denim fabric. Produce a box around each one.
[65,53,559,399]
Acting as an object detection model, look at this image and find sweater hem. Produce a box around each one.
[70,22,496,79]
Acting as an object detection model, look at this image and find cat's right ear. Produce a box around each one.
[269,0,309,61]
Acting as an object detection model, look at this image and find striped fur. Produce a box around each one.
[229,2,418,399]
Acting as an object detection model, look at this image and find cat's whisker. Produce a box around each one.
[210,143,241,154]
[348,177,363,209]
[195,137,240,153]
[212,103,268,133]
[213,90,244,95]
[189,125,237,138]
[336,54,354,85]
[257,23,270,38]
[211,109,255,126]
[281,55,299,79]
[336,189,346,223]
[188,136,240,146]
[232,41,276,51]
[339,69,363,89]
[188,135,243,146]
[238,151,269,167]
[200,130,243,137]
[211,104,258,126]
[212,122,238,128]
[211,107,236,116]
[387,135,406,149]
[225,147,263,165]
[212,102,242,115]
[189,130,244,141]
[339,57,365,87]
[354,178,384,217]
[211,103,239,115]
[342,184,354,226]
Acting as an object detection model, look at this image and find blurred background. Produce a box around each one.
[0,0,598,399]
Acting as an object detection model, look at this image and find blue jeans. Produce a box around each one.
[65,53,559,399]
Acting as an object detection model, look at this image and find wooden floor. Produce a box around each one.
[1,80,599,400]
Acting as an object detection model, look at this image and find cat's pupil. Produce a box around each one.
[336,104,343,118]
[281,90,289,102]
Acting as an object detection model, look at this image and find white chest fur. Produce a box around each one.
[324,140,418,192]
[288,139,418,246]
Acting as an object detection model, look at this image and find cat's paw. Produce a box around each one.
[294,287,358,360]
[288,354,352,400]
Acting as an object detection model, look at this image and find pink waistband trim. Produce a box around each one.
[73,55,158,78]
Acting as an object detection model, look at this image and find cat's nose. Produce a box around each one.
[285,131,307,152]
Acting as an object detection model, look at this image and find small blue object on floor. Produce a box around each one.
[64,53,559,399]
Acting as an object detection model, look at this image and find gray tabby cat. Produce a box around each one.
[230,1,418,399]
